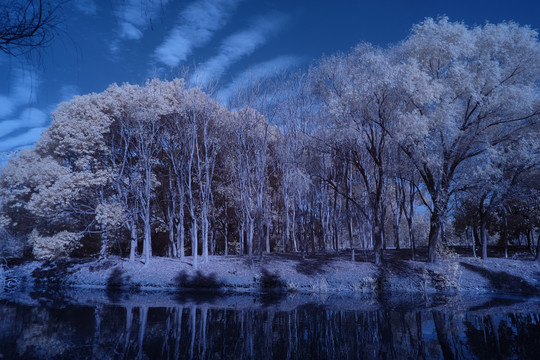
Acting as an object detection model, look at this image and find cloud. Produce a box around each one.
[0,108,48,139]
[153,0,242,67]
[109,0,170,55]
[191,13,289,86]
[217,55,303,103]
[0,68,39,118]
[114,0,169,40]
[0,68,53,157]
[0,95,15,119]
[0,127,46,153]
[74,0,97,15]
[119,22,144,40]
[58,85,81,103]
[0,67,45,158]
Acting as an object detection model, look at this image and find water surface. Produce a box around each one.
[1,290,539,359]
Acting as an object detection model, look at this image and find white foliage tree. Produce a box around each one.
[395,18,540,262]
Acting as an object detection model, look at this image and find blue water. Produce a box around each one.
[1,291,539,359]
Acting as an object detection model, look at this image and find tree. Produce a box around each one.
[0,0,61,56]
[396,18,540,262]
[310,44,403,264]
[0,89,116,259]
[229,107,273,264]
[0,78,236,262]
[276,72,317,253]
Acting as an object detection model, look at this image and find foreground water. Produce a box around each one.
[1,290,540,359]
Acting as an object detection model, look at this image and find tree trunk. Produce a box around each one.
[240,221,244,255]
[393,217,400,250]
[257,208,264,259]
[143,207,151,264]
[527,228,535,256]
[201,204,209,263]
[265,215,271,254]
[176,220,185,260]
[440,217,446,250]
[292,206,298,252]
[248,219,254,266]
[142,167,152,265]
[409,220,416,261]
[284,199,290,252]
[501,208,508,259]
[129,219,137,262]
[310,201,316,254]
[168,207,177,258]
[373,221,384,265]
[405,181,416,260]
[465,226,476,258]
[480,215,488,260]
[100,226,108,260]
[535,231,540,261]
[427,211,442,263]
[192,219,198,269]
[224,225,228,256]
[224,204,229,256]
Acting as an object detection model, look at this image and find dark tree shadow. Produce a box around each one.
[259,268,286,305]
[260,268,285,290]
[174,271,225,303]
[30,260,82,306]
[174,270,223,289]
[31,260,76,288]
[294,254,335,276]
[376,260,425,291]
[106,267,132,303]
[460,262,538,295]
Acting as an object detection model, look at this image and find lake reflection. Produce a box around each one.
[1,292,539,359]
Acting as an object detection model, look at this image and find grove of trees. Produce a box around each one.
[1,18,539,264]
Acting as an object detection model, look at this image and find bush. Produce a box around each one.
[28,229,81,260]
[0,227,26,258]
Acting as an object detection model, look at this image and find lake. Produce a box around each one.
[1,290,539,359]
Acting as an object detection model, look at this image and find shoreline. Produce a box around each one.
[3,252,540,297]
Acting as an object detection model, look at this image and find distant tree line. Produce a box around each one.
[1,18,539,264]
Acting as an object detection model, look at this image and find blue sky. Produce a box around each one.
[1,0,539,166]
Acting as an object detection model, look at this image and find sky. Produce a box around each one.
[1,0,540,167]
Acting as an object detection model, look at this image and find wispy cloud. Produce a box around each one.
[115,0,169,40]
[0,108,48,139]
[109,0,170,55]
[217,55,303,103]
[153,0,242,67]
[0,68,39,118]
[0,68,49,161]
[191,13,289,86]
[58,85,81,103]
[74,0,97,15]
[0,127,46,153]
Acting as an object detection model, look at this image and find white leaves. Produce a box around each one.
[95,202,126,227]
[37,93,114,165]
[398,18,540,171]
[405,17,473,72]
[28,229,81,261]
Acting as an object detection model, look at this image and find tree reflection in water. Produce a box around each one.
[0,295,539,359]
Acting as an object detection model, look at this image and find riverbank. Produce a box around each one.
[3,250,540,296]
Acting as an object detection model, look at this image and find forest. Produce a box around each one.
[1,17,539,266]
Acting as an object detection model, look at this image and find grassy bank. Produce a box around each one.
[3,249,540,296]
